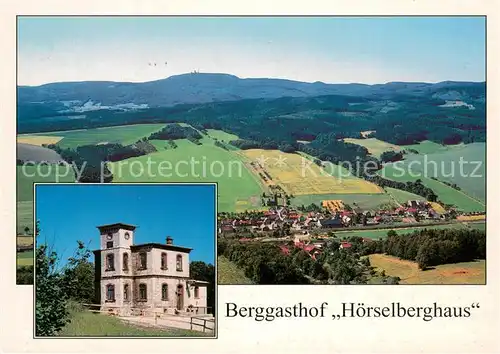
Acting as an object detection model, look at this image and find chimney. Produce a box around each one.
[166,236,173,245]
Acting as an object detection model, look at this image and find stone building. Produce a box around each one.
[92,223,209,316]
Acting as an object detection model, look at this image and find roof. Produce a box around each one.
[340,242,352,248]
[130,243,192,253]
[320,218,343,226]
[97,223,137,231]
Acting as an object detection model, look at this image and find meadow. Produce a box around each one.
[17,250,34,268]
[57,309,207,337]
[343,137,401,157]
[369,254,485,284]
[37,124,166,149]
[242,149,382,195]
[109,139,264,212]
[17,201,34,234]
[217,256,253,285]
[380,167,485,212]
[403,140,451,154]
[384,142,485,203]
[332,222,484,240]
[384,187,426,205]
[17,164,76,234]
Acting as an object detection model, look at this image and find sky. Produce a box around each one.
[17,16,485,86]
[34,183,216,268]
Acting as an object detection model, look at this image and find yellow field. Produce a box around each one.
[17,135,63,146]
[242,149,383,195]
[457,214,486,221]
[17,235,34,247]
[369,254,485,284]
[429,202,446,214]
[343,138,401,157]
[322,200,345,212]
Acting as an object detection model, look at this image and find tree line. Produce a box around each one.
[361,228,486,270]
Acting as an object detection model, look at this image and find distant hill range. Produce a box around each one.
[18,73,486,109]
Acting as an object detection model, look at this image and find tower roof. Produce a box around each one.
[97,223,137,231]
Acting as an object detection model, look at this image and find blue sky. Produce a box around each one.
[17,16,485,85]
[35,183,216,267]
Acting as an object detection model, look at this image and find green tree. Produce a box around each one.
[189,261,216,314]
[61,241,95,303]
[35,243,69,336]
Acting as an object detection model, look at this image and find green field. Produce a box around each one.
[385,187,426,205]
[380,166,485,212]
[205,129,239,142]
[292,193,395,210]
[57,309,207,337]
[109,139,264,212]
[17,164,75,202]
[17,201,34,234]
[38,124,166,149]
[17,164,76,234]
[386,142,485,203]
[332,222,483,240]
[217,256,253,284]
[403,140,451,154]
[17,250,34,268]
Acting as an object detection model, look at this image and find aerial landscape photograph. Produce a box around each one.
[17,16,486,286]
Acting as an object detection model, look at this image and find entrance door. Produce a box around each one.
[176,285,184,311]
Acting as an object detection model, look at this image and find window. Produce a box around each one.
[123,284,129,301]
[161,252,167,270]
[176,254,183,271]
[106,284,115,301]
[106,254,115,271]
[138,284,147,301]
[139,252,147,269]
[161,284,168,301]
[106,241,113,248]
[194,286,199,299]
[122,253,129,271]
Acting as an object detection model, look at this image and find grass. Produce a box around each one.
[17,250,34,268]
[332,222,482,240]
[17,201,34,234]
[40,124,166,149]
[205,129,239,142]
[343,138,401,157]
[380,165,485,212]
[292,193,395,210]
[403,140,450,155]
[217,256,253,284]
[242,149,382,195]
[368,254,485,284]
[17,164,75,235]
[17,164,75,202]
[56,310,208,337]
[384,187,426,205]
[381,142,485,206]
[17,135,63,146]
[109,139,264,212]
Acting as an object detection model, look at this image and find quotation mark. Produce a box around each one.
[471,303,480,309]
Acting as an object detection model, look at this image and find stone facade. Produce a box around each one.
[93,223,209,316]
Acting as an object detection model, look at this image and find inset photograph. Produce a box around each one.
[34,183,216,338]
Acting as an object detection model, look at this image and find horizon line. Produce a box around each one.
[17,72,486,88]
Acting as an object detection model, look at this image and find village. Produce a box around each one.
[217,198,485,261]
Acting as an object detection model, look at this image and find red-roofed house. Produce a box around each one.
[339,242,352,250]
